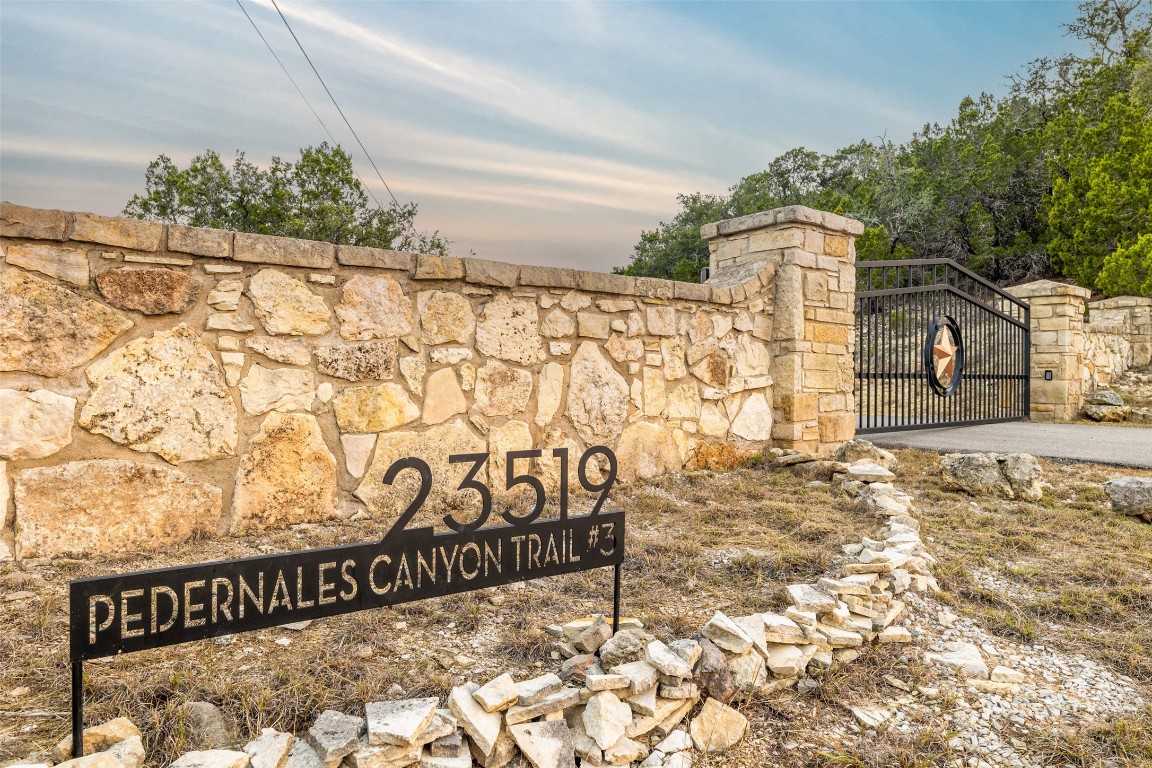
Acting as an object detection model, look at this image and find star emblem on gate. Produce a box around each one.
[933,331,958,381]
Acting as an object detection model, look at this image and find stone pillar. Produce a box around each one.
[1005,280,1092,422]
[1089,296,1152,367]
[701,206,863,454]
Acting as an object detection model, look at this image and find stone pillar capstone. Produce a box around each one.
[701,206,863,454]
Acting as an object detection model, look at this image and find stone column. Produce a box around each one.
[1004,280,1092,422]
[701,206,863,454]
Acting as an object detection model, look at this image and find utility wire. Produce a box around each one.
[269,0,405,213]
[233,0,385,212]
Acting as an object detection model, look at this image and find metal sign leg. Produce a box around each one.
[71,660,84,758]
[612,562,621,634]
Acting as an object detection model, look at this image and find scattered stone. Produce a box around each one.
[507,721,576,768]
[169,751,250,768]
[517,673,564,706]
[284,740,324,768]
[835,439,897,470]
[991,665,1026,683]
[602,735,647,765]
[0,389,75,460]
[925,641,989,679]
[689,698,747,753]
[762,613,805,644]
[505,688,580,725]
[646,641,693,679]
[180,702,237,750]
[574,618,613,654]
[559,654,599,685]
[306,710,364,765]
[448,684,502,760]
[1104,477,1152,521]
[701,612,753,653]
[583,691,633,751]
[877,626,912,643]
[472,674,519,713]
[585,674,630,692]
[80,324,237,462]
[1083,390,1130,421]
[693,638,735,704]
[846,463,896,483]
[598,628,655,668]
[96,267,198,314]
[106,735,146,768]
[849,704,892,728]
[366,698,438,747]
[53,717,142,762]
[941,453,1042,501]
[244,729,295,768]
[786,584,837,613]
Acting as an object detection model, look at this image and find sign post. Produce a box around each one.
[68,446,624,757]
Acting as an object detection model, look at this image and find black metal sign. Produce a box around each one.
[68,446,624,756]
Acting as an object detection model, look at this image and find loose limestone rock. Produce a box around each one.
[180,701,237,750]
[475,295,544,365]
[106,735,146,768]
[418,291,475,346]
[701,612,753,653]
[615,422,683,482]
[583,691,632,751]
[1104,477,1152,521]
[334,383,419,433]
[169,751,250,768]
[247,269,331,336]
[306,710,364,766]
[231,413,338,534]
[689,698,747,753]
[316,341,397,381]
[96,267,198,314]
[941,453,1042,501]
[366,698,439,747]
[924,641,989,679]
[81,324,237,463]
[13,459,223,558]
[448,683,502,761]
[508,721,577,768]
[240,365,315,416]
[244,729,295,768]
[0,389,75,459]
[53,717,142,761]
[1083,390,1130,422]
[473,673,520,713]
[0,270,133,377]
[474,361,533,417]
[336,275,414,341]
[566,342,628,446]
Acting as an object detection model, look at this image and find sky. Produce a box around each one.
[1,1,1085,272]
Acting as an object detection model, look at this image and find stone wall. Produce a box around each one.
[1007,280,1145,420]
[0,201,860,560]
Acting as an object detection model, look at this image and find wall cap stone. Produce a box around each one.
[1089,296,1152,309]
[1005,280,1092,301]
[701,205,865,240]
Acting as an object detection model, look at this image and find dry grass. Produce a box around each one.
[3,451,1152,767]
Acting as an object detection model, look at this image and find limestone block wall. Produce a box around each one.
[1007,281,1146,420]
[701,206,862,451]
[0,202,859,561]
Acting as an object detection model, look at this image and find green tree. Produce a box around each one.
[123,143,447,254]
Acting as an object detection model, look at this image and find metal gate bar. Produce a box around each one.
[854,259,1030,433]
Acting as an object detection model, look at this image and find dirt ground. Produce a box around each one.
[3,449,1152,767]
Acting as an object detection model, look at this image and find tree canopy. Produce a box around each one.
[617,0,1152,297]
[123,143,448,254]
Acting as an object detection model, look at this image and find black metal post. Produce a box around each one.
[71,660,83,758]
[612,562,621,634]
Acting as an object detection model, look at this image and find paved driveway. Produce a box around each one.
[866,422,1152,468]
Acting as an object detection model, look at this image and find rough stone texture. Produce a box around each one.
[1,201,70,239]
[246,336,313,366]
[689,698,748,752]
[566,342,628,445]
[96,267,198,314]
[247,269,331,336]
[243,729,295,768]
[239,365,315,416]
[615,422,682,481]
[0,270,133,377]
[583,691,632,751]
[14,459,222,558]
[421,368,468,425]
[336,275,414,340]
[180,702,238,750]
[448,683,502,760]
[474,360,533,417]
[925,641,989,679]
[1104,477,1152,521]
[71,212,162,251]
[541,309,575,338]
[0,389,76,459]
[508,721,577,768]
[316,341,397,381]
[729,392,773,441]
[365,698,438,747]
[941,453,1042,501]
[169,224,233,259]
[356,421,486,520]
[106,736,146,768]
[472,673,520,713]
[535,363,564,427]
[334,383,420,433]
[81,325,238,463]
[306,710,363,764]
[53,717,142,761]
[231,413,338,534]
[6,242,90,286]
[418,291,475,345]
[475,296,544,365]
[235,232,334,269]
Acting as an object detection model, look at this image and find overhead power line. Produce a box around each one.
[233,0,385,211]
[268,0,405,212]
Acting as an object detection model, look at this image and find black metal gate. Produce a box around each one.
[854,259,1030,433]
